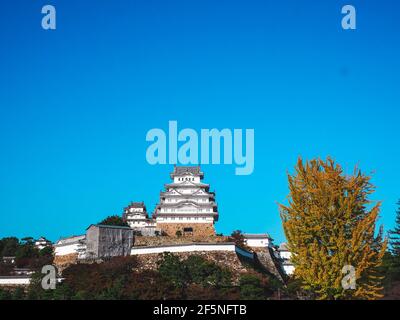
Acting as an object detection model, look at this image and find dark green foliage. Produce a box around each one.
[0,287,27,300]
[380,201,400,294]
[15,243,53,269]
[15,243,39,261]
[157,253,189,289]
[282,277,312,299]
[12,253,278,300]
[0,236,54,270]
[126,270,182,300]
[389,200,400,258]
[20,237,34,245]
[26,271,54,300]
[12,287,25,300]
[157,253,233,291]
[239,273,271,300]
[39,246,53,257]
[0,288,12,300]
[184,255,231,288]
[379,252,399,293]
[98,215,129,227]
[0,262,13,276]
[0,237,19,256]
[229,230,251,250]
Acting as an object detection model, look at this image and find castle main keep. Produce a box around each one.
[124,166,219,237]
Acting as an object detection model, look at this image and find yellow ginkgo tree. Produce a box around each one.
[280,157,387,300]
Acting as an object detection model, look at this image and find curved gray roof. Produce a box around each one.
[279,243,289,251]
[170,166,204,178]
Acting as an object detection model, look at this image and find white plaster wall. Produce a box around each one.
[245,238,270,248]
[160,207,213,213]
[174,176,200,183]
[283,265,295,275]
[169,188,199,194]
[54,243,80,256]
[156,217,214,223]
[128,208,144,213]
[0,277,31,285]
[128,220,153,228]
[280,251,292,259]
[131,243,236,255]
[164,197,209,204]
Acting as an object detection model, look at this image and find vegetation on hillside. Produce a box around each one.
[0,254,279,300]
[0,237,53,274]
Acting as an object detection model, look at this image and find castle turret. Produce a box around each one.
[123,202,155,229]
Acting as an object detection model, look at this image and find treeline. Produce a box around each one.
[0,237,53,274]
[0,253,284,300]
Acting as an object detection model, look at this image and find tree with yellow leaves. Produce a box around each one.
[280,157,387,300]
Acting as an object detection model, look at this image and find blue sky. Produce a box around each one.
[0,0,399,244]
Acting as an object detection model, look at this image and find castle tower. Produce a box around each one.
[153,166,219,237]
[123,202,155,229]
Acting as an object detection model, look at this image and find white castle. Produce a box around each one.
[51,165,294,277]
[123,166,219,237]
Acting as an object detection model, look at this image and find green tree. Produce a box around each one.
[185,255,232,288]
[389,201,400,259]
[98,215,129,227]
[15,241,40,268]
[157,253,189,289]
[21,237,34,245]
[229,230,247,249]
[280,157,387,300]
[0,237,19,256]
[39,246,53,257]
[0,288,12,300]
[26,271,45,300]
[379,201,400,295]
[239,274,266,300]
[12,287,25,300]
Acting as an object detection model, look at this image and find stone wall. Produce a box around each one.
[53,253,78,273]
[156,223,215,237]
[253,247,286,282]
[135,251,252,283]
[134,235,229,247]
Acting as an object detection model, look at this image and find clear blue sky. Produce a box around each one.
[0,0,399,244]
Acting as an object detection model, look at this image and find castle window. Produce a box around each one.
[183,227,193,233]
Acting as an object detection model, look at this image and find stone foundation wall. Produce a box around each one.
[253,247,286,282]
[156,223,215,237]
[135,251,251,283]
[134,235,229,247]
[53,253,78,273]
